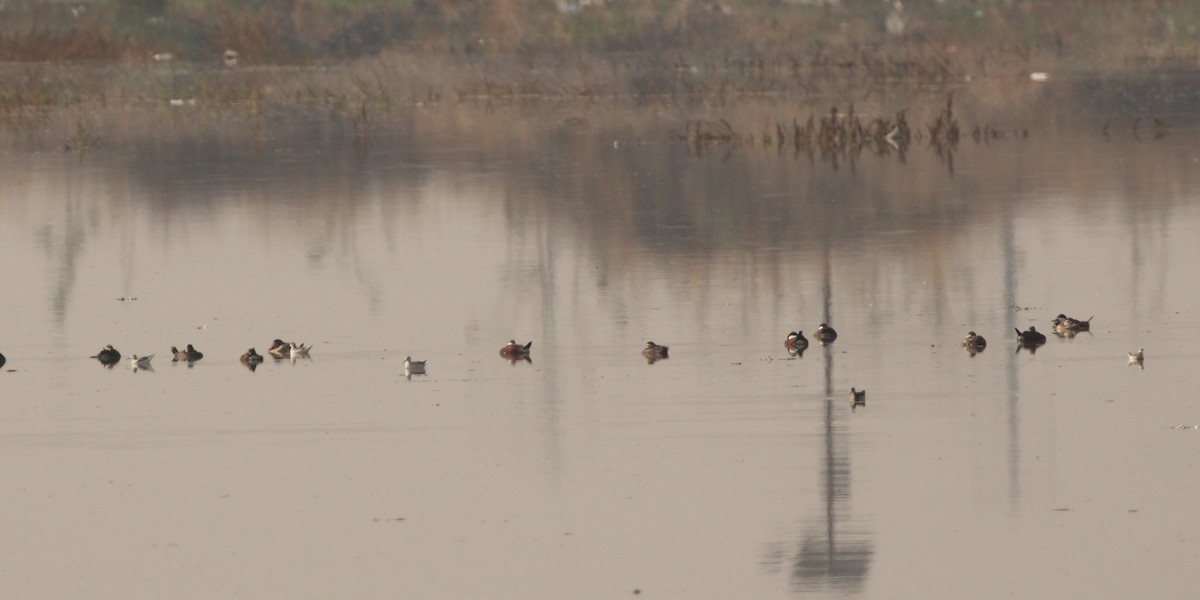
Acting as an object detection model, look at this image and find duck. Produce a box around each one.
[1128,348,1144,365]
[1052,314,1093,334]
[128,354,154,369]
[269,339,311,358]
[241,348,264,364]
[642,341,669,362]
[1015,326,1047,346]
[171,344,204,362]
[90,344,122,366]
[785,331,809,353]
[850,387,866,409]
[500,340,533,361]
[815,323,838,344]
[403,356,427,375]
[289,342,312,359]
[962,331,987,352]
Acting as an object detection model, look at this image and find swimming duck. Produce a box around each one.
[962,331,987,353]
[500,340,533,361]
[269,339,311,358]
[850,387,866,409]
[642,341,669,362]
[90,344,122,366]
[1052,314,1093,335]
[404,356,427,375]
[1015,326,1047,346]
[816,323,838,344]
[785,331,809,353]
[289,342,312,359]
[1128,348,1144,365]
[171,344,204,362]
[240,348,263,372]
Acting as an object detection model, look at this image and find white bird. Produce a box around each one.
[1128,348,1144,365]
[404,356,427,375]
[128,354,154,369]
[289,343,312,359]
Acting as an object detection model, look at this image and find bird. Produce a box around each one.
[962,331,987,353]
[500,340,533,361]
[289,342,312,359]
[816,323,838,344]
[0,351,5,369]
[850,387,866,409]
[785,331,809,354]
[1015,326,1047,346]
[223,49,239,68]
[269,339,311,358]
[404,356,427,375]
[128,354,154,369]
[90,344,122,366]
[1051,314,1093,336]
[240,348,264,372]
[1128,348,1144,366]
[171,344,204,362]
[642,341,669,363]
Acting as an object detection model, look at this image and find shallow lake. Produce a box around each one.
[2,71,1199,598]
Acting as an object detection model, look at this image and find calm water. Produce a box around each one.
[2,75,1200,598]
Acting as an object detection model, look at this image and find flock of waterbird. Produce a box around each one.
[2,312,1144,398]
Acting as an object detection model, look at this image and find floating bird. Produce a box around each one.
[1052,314,1093,335]
[404,356,427,375]
[500,340,533,361]
[816,323,838,344]
[1128,348,1144,366]
[0,351,5,369]
[850,387,866,409]
[962,331,987,354]
[240,348,264,372]
[785,331,809,354]
[1015,326,1047,346]
[642,341,669,363]
[128,354,154,369]
[90,344,122,366]
[269,339,311,358]
[171,344,204,362]
[289,342,312,359]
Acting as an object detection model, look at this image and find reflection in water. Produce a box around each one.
[790,250,875,595]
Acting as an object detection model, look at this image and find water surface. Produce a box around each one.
[2,75,1199,598]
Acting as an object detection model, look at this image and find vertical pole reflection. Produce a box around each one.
[790,242,873,594]
[1002,204,1021,506]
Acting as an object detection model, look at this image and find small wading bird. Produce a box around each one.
[850,388,867,409]
[816,323,838,344]
[1128,348,1144,367]
[289,343,312,359]
[171,344,204,362]
[642,341,669,363]
[785,331,809,354]
[403,356,427,375]
[128,354,154,370]
[90,344,121,367]
[500,340,533,362]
